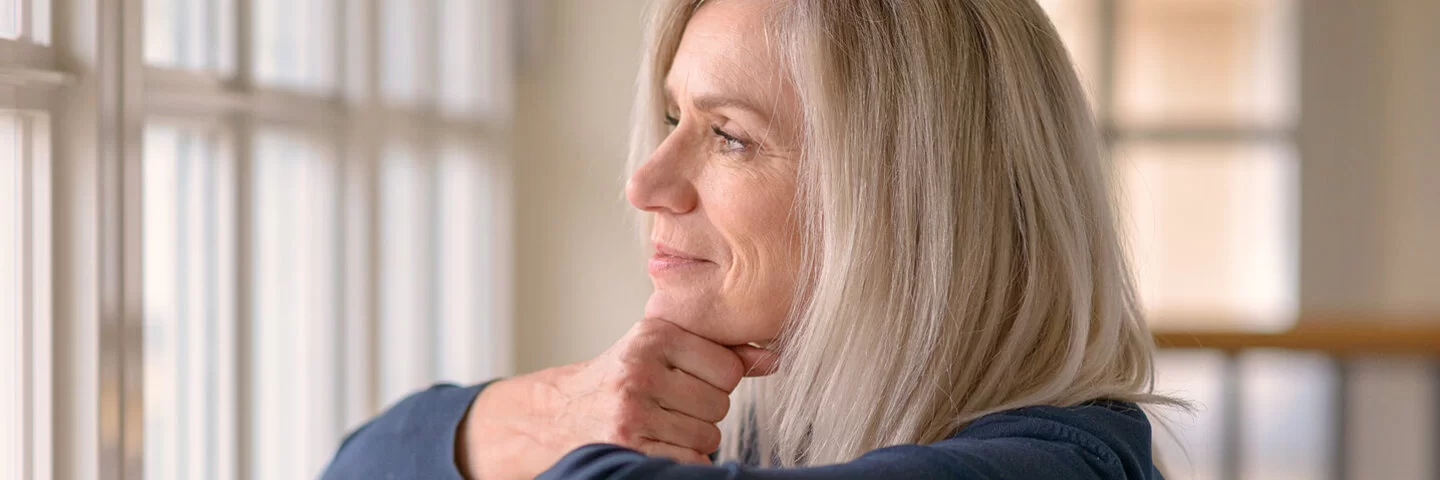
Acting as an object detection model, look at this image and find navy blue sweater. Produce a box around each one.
[321,384,1163,479]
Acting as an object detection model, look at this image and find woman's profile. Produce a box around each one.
[323,0,1181,478]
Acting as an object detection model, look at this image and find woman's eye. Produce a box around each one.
[664,113,680,127]
[712,126,747,152]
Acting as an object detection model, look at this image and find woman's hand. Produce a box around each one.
[458,318,778,479]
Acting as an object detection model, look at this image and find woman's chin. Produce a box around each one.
[644,291,777,347]
[644,292,708,332]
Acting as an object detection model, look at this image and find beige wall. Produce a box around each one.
[511,0,654,373]
[1301,0,1440,316]
[1378,0,1440,312]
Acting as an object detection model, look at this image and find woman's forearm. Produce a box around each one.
[320,383,489,480]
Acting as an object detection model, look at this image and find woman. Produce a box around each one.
[324,0,1179,478]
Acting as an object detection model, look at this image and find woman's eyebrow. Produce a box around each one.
[691,93,771,118]
[665,86,772,119]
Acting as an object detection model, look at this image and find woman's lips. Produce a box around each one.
[648,243,713,275]
[648,253,711,274]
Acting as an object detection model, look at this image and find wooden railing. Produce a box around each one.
[1155,322,1440,355]
[1152,321,1440,480]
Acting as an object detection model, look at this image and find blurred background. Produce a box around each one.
[0,0,1436,479]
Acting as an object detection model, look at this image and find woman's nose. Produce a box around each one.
[626,143,699,215]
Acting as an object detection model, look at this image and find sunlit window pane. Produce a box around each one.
[378,142,438,407]
[1115,0,1297,128]
[380,0,427,106]
[1239,352,1337,480]
[377,139,509,404]
[0,0,17,39]
[1117,140,1298,329]
[142,125,180,480]
[253,0,336,92]
[28,0,46,44]
[1152,351,1227,480]
[0,112,49,480]
[437,0,511,118]
[436,141,506,383]
[143,123,237,480]
[251,130,341,480]
[144,0,236,73]
[0,113,20,480]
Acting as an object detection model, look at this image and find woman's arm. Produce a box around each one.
[320,383,489,480]
[536,402,1160,480]
[320,318,777,480]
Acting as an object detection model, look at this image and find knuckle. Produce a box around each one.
[615,365,657,395]
[618,335,664,364]
[607,421,642,446]
[698,424,722,453]
[613,400,650,429]
[711,396,731,422]
[719,357,745,390]
[599,370,628,395]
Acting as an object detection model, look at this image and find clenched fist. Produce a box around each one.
[457,318,778,479]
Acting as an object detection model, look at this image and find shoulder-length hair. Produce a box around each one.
[629,0,1180,467]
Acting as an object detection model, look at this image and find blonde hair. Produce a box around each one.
[630,0,1180,467]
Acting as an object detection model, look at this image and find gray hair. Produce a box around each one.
[630,0,1183,467]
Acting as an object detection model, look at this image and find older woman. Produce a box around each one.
[324,0,1178,478]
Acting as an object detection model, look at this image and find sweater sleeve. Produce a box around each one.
[320,383,491,480]
[536,402,1162,480]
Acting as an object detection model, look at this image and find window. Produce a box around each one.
[1,110,53,480]
[252,0,334,92]
[0,0,49,44]
[0,112,20,480]
[0,0,56,476]
[1041,0,1300,331]
[143,0,234,73]
[1039,1,1311,479]
[1111,0,1299,331]
[248,129,341,479]
[135,0,515,479]
[142,122,237,480]
[0,1,15,39]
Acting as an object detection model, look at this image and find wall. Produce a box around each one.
[511,0,654,373]
[1378,0,1440,312]
[1301,0,1440,317]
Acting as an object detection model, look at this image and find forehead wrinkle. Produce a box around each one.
[665,60,774,122]
[666,35,780,110]
[663,0,797,144]
[666,2,775,105]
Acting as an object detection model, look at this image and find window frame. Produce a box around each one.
[2,106,54,480]
[1085,0,1300,144]
[1077,0,1301,331]
[4,0,517,479]
[0,3,62,480]
[138,1,516,479]
[1055,2,1303,479]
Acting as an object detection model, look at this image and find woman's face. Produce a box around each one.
[626,0,803,347]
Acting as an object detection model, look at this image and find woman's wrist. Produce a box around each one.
[455,368,576,480]
[459,377,524,479]
[454,382,490,479]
